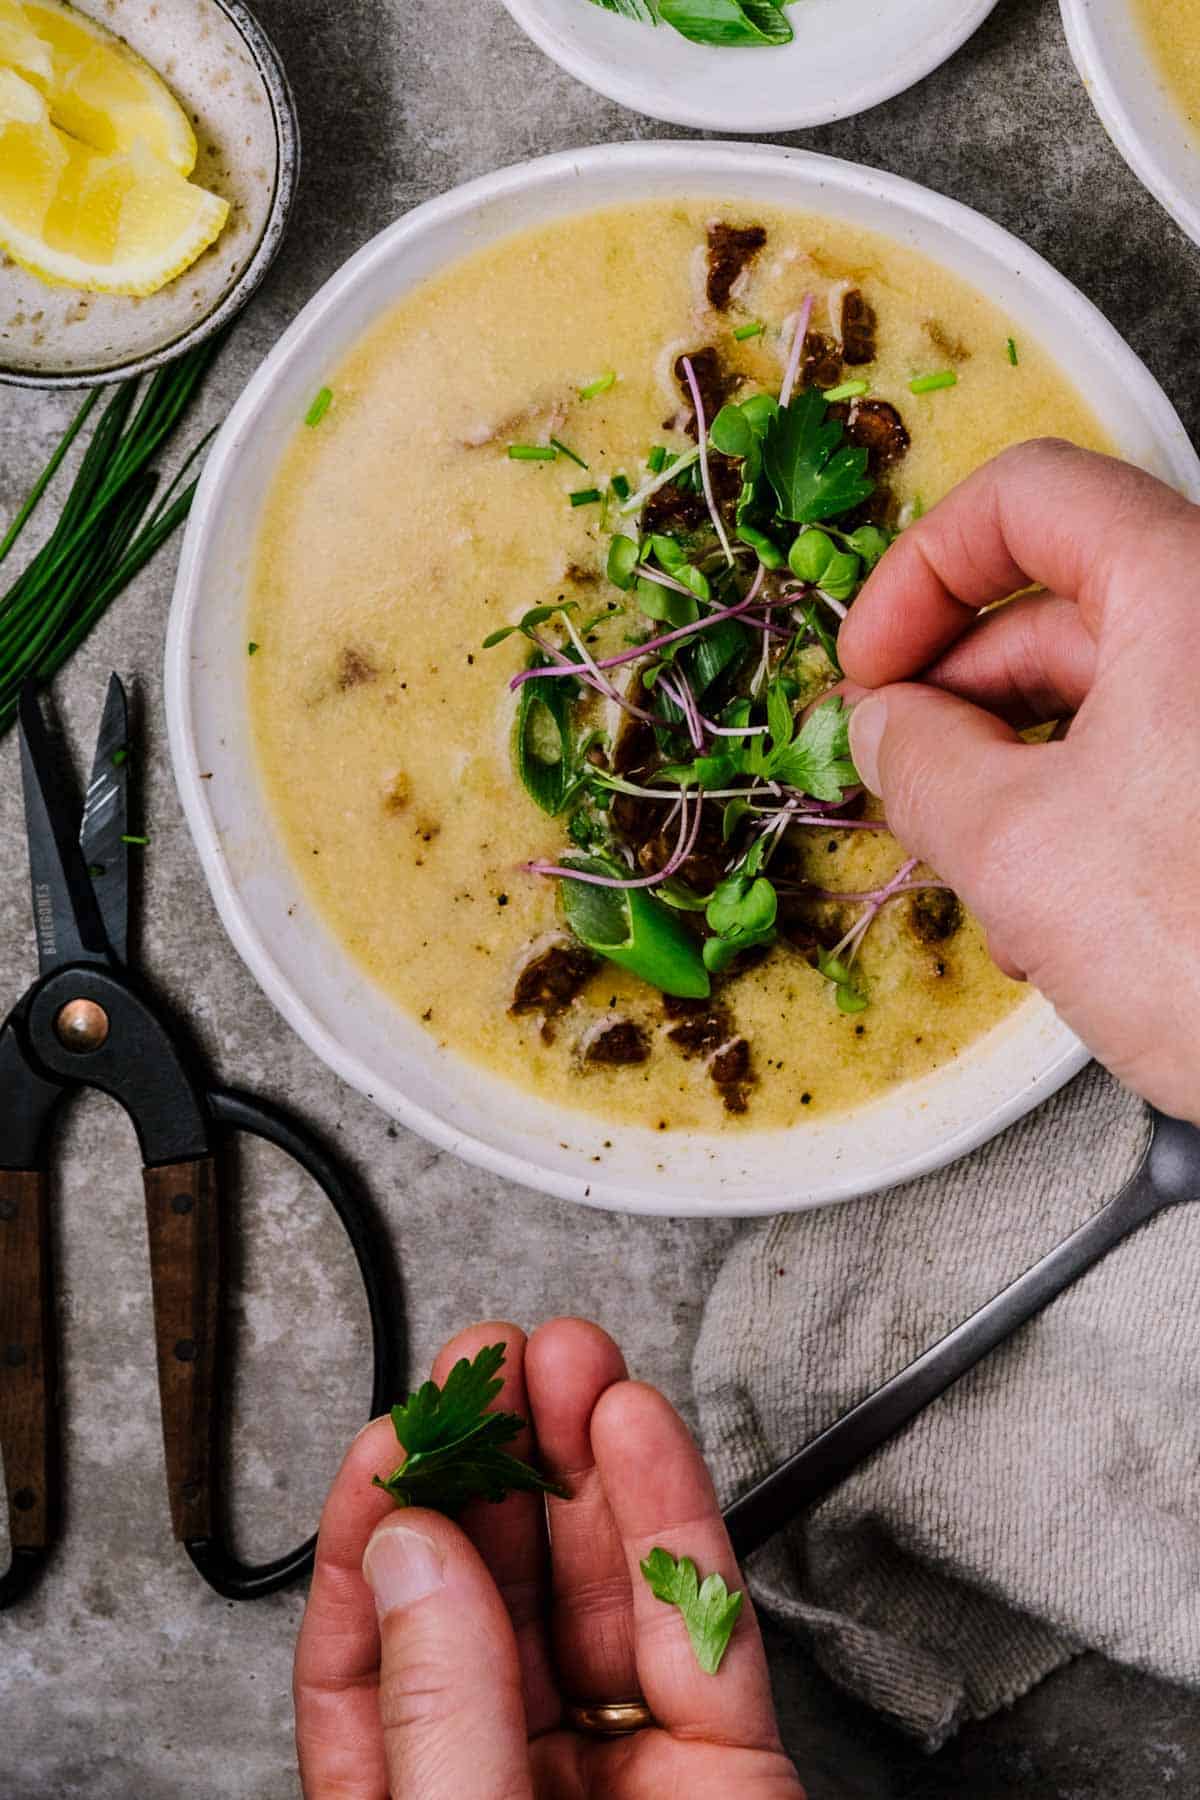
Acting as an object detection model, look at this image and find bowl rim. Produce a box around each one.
[498,0,1001,132]
[1059,0,1200,251]
[166,139,1190,1216]
[0,0,300,391]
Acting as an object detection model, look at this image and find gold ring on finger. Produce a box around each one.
[566,1698,657,1736]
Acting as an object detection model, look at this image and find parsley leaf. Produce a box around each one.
[766,694,858,801]
[375,1344,568,1514]
[639,1547,745,1674]
[762,389,874,524]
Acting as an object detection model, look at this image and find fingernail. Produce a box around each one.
[362,1524,445,1617]
[849,696,886,797]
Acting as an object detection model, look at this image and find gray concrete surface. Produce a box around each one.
[2,0,1200,1792]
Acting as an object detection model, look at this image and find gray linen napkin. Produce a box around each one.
[693,1063,1200,1749]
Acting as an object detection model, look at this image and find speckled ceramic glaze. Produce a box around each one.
[0,0,298,386]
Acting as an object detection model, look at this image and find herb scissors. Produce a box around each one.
[0,676,402,1610]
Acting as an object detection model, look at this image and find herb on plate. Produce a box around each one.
[640,1547,744,1674]
[586,0,796,47]
[375,1343,568,1514]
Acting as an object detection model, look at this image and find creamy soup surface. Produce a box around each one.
[1135,0,1200,134]
[249,199,1109,1131]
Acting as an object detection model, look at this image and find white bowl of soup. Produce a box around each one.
[1060,0,1200,249]
[499,0,999,132]
[166,141,1198,1217]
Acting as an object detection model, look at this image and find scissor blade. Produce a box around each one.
[80,673,129,966]
[18,684,112,974]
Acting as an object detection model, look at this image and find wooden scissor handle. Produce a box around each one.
[143,1156,220,1543]
[0,1167,56,1607]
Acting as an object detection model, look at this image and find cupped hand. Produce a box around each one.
[839,437,1200,1123]
[293,1317,804,1798]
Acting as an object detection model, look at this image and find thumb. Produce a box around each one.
[362,1513,533,1800]
[848,685,1038,953]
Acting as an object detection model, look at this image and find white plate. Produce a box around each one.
[166,140,1199,1218]
[1061,0,1200,249]
[500,0,999,132]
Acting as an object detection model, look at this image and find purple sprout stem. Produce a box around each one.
[509,563,768,692]
[524,790,703,891]
[680,354,735,568]
[779,293,815,410]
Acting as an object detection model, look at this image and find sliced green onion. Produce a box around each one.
[822,379,870,403]
[579,372,616,400]
[1007,337,1019,366]
[909,371,958,395]
[248,641,259,655]
[508,444,557,462]
[305,387,333,427]
[611,472,631,501]
[647,445,667,474]
[549,436,588,469]
[121,833,149,846]
[110,747,129,767]
[732,320,764,342]
[570,487,603,507]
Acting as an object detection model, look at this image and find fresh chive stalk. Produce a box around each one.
[732,321,764,341]
[0,340,221,737]
[647,445,667,473]
[909,371,957,394]
[611,472,631,501]
[579,373,616,399]
[570,487,603,507]
[305,387,333,427]
[822,379,870,403]
[549,436,588,469]
[508,444,557,462]
[1006,337,1019,366]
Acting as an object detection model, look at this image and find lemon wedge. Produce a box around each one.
[0,65,228,296]
[0,0,52,83]
[14,0,197,175]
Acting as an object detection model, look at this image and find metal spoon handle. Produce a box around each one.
[723,1166,1164,1562]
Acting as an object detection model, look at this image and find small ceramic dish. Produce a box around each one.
[166,141,1199,1218]
[1060,0,1200,249]
[499,0,1000,132]
[0,0,298,389]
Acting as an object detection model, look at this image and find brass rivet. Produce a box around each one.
[54,998,110,1053]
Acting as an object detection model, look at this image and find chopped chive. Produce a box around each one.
[579,373,616,400]
[549,436,588,469]
[88,863,106,878]
[248,641,259,655]
[647,445,667,474]
[305,387,333,427]
[507,444,557,462]
[909,370,958,395]
[121,834,148,846]
[822,379,870,403]
[611,472,631,501]
[110,747,128,767]
[732,320,764,341]
[570,487,603,507]
[1006,337,1019,366]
